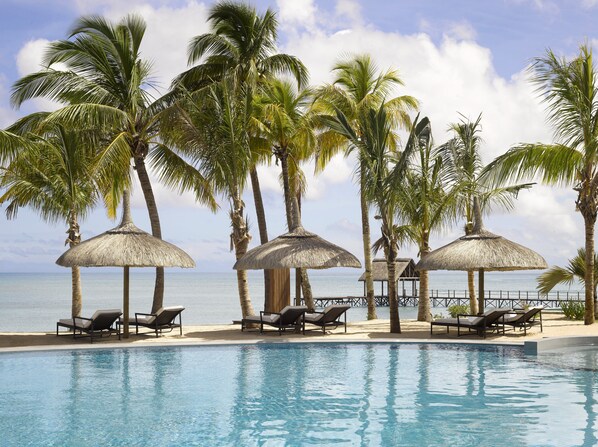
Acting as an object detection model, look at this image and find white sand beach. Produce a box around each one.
[2,312,597,351]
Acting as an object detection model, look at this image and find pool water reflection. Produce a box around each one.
[0,343,596,446]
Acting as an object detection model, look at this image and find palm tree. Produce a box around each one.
[316,54,418,320]
[253,79,318,309]
[11,15,214,313]
[397,123,457,322]
[442,114,533,314]
[484,44,598,324]
[162,79,256,317]
[537,248,598,318]
[179,0,309,308]
[325,105,426,333]
[0,123,99,318]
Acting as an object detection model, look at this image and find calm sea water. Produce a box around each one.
[0,270,583,332]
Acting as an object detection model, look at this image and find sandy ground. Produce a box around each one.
[1,312,598,351]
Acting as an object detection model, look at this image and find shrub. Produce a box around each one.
[448,304,470,318]
[560,301,585,320]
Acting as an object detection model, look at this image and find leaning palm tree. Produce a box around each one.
[537,248,598,318]
[253,79,321,309]
[0,124,99,318]
[316,54,418,320]
[397,123,457,322]
[11,15,214,313]
[162,79,256,318]
[179,0,309,308]
[325,106,426,333]
[484,44,598,324]
[442,114,533,314]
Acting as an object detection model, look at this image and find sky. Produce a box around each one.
[0,0,596,272]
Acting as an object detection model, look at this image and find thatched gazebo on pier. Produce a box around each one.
[358,258,420,298]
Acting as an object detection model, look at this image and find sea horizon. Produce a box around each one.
[0,270,583,333]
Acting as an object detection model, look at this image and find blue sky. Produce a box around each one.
[0,0,597,272]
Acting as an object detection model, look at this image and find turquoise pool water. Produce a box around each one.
[0,343,596,446]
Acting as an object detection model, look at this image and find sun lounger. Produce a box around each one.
[241,305,307,335]
[304,304,350,333]
[430,308,512,338]
[127,306,185,337]
[502,306,543,335]
[56,309,122,343]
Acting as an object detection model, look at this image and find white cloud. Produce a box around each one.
[276,0,317,31]
[335,0,362,26]
[445,20,477,41]
[582,0,598,7]
[16,39,50,76]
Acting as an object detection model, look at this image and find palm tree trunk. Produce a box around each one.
[417,270,430,322]
[583,215,595,324]
[67,211,82,318]
[296,191,314,311]
[133,156,164,313]
[387,243,401,333]
[231,190,255,318]
[417,237,431,321]
[279,151,314,311]
[467,270,478,314]
[249,168,272,311]
[360,162,376,320]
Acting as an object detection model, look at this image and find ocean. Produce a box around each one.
[0,270,583,332]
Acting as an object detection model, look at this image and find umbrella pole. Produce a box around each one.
[478,268,485,315]
[123,266,130,338]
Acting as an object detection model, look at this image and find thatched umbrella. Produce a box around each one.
[233,225,361,270]
[56,193,195,337]
[415,198,547,313]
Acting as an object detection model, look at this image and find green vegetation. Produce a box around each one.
[447,304,470,318]
[560,301,585,320]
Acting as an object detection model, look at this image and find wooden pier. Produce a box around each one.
[309,289,583,309]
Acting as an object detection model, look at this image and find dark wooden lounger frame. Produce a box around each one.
[503,307,543,335]
[305,305,350,334]
[241,308,306,335]
[430,309,510,339]
[130,308,184,337]
[56,314,121,343]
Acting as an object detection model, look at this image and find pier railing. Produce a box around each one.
[309,289,583,309]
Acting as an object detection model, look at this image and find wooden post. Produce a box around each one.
[123,266,130,338]
[478,268,485,314]
[267,268,290,312]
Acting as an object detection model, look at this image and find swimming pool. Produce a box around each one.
[0,343,595,446]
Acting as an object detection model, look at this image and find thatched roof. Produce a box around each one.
[233,226,361,270]
[358,258,420,281]
[56,212,195,268]
[416,198,546,272]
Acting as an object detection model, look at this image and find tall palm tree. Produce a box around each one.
[325,106,426,333]
[537,248,598,318]
[0,123,99,318]
[253,79,318,309]
[162,79,256,317]
[179,0,308,308]
[316,54,418,320]
[442,114,533,314]
[11,15,214,313]
[397,123,457,322]
[485,44,598,324]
